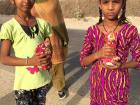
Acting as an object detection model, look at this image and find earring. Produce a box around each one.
[10,0,14,4]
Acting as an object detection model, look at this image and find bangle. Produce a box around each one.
[26,57,29,65]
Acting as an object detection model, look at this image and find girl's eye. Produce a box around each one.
[112,0,121,3]
[101,0,109,3]
[101,0,121,4]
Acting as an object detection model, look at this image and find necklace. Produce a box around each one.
[103,22,119,35]
[103,22,119,45]
[16,15,38,38]
[29,26,37,33]
[16,15,35,26]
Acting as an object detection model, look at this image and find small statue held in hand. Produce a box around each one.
[27,38,52,74]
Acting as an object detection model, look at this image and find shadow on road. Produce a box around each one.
[129,69,140,105]
[0,92,15,105]
[64,29,90,104]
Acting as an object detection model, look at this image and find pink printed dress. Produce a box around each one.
[27,38,52,74]
[80,23,140,105]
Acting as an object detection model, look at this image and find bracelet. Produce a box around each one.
[25,57,29,65]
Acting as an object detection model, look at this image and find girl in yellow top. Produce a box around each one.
[0,0,52,104]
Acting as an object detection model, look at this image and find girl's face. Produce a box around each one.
[99,0,123,20]
[11,0,35,13]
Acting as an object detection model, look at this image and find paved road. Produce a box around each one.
[0,16,140,105]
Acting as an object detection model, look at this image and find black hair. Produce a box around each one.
[98,0,127,25]
[98,7,103,24]
[118,0,127,24]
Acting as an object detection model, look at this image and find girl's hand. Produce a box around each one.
[28,53,48,66]
[96,45,116,59]
[102,60,122,70]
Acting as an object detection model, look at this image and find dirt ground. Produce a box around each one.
[0,0,140,17]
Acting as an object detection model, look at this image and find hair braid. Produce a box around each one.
[118,0,127,24]
[98,7,103,24]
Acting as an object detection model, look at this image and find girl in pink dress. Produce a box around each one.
[80,0,140,105]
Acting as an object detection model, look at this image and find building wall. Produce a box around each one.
[60,0,140,17]
[0,0,140,17]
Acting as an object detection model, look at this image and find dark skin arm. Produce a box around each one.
[102,60,138,70]
[83,45,116,66]
[121,60,138,69]
[0,39,48,66]
[83,45,139,70]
